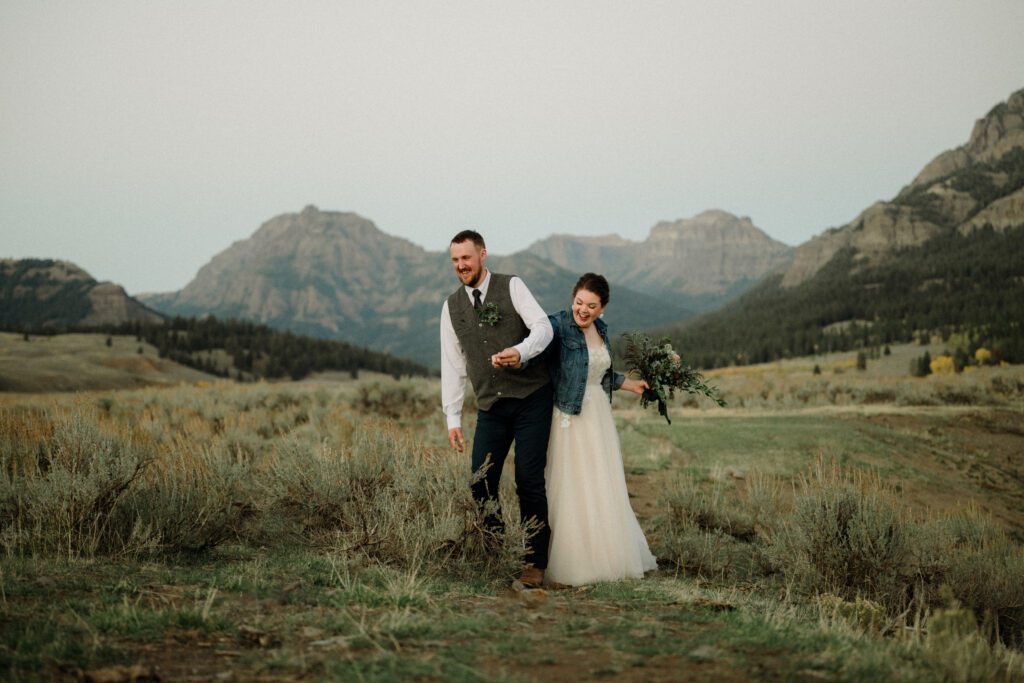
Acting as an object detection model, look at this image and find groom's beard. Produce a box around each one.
[460,267,482,288]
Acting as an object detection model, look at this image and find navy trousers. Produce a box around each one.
[470,383,553,569]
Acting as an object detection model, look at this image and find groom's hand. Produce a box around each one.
[448,427,465,452]
[491,348,522,369]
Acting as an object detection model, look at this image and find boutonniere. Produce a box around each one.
[477,302,501,326]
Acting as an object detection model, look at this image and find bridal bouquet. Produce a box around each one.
[622,332,725,423]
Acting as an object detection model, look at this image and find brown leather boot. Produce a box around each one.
[518,566,544,588]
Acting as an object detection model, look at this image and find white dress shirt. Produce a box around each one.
[440,269,553,430]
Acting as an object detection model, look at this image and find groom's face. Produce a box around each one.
[450,240,486,288]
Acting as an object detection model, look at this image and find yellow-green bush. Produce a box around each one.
[930,355,956,375]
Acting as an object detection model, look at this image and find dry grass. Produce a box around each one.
[2,346,1024,679]
[0,332,212,392]
[693,342,1024,410]
[0,380,525,578]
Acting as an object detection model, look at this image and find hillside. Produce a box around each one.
[657,88,1024,369]
[1,259,165,329]
[140,207,692,367]
[527,210,793,312]
[0,332,213,392]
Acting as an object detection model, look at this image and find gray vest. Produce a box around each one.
[447,273,550,411]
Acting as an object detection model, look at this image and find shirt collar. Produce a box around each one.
[464,269,491,302]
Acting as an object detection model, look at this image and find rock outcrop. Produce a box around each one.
[80,282,165,326]
[528,210,794,309]
[779,87,1024,287]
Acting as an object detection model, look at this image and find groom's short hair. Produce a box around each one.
[451,230,485,250]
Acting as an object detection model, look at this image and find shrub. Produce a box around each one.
[352,379,439,420]
[914,512,1024,646]
[930,355,955,375]
[765,457,910,610]
[261,419,525,578]
[921,603,1023,681]
[766,458,1024,646]
[122,443,253,553]
[654,474,768,581]
[0,407,156,558]
[990,376,1024,397]
[817,594,888,635]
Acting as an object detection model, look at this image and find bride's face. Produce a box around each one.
[572,288,604,329]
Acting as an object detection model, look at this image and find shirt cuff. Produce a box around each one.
[512,342,530,364]
[446,413,462,430]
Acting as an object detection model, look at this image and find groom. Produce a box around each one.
[440,230,554,587]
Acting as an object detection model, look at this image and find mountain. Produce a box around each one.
[1,259,165,330]
[526,210,794,312]
[656,87,1024,368]
[780,89,1024,289]
[139,206,693,367]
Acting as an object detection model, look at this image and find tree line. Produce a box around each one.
[645,225,1024,369]
[12,315,433,381]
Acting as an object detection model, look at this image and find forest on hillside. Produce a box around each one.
[0,260,94,328]
[654,225,1024,369]
[111,316,433,380]
[12,316,433,381]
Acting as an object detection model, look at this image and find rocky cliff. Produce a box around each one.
[655,87,1024,368]
[528,210,794,310]
[780,88,1024,288]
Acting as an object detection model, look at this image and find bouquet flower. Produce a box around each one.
[622,332,725,423]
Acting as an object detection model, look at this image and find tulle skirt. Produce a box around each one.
[544,384,657,586]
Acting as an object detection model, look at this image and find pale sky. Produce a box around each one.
[2,1,1022,294]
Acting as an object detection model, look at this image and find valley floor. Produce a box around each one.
[2,347,1023,681]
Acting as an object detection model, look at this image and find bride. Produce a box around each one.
[541,273,658,586]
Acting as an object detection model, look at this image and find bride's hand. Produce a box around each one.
[621,378,649,395]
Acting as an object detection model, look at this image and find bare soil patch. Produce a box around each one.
[860,408,1024,535]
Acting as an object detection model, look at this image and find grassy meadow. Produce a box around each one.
[0,333,212,393]
[2,338,1024,681]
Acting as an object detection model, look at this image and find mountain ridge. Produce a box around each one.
[1,258,165,330]
[525,209,793,310]
[139,207,705,367]
[778,88,1024,289]
[654,87,1024,368]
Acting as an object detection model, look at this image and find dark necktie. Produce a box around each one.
[472,289,482,310]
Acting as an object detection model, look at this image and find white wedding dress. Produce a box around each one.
[545,343,658,586]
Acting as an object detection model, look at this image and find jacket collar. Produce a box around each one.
[563,310,608,338]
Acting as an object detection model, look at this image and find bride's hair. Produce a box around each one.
[572,272,610,306]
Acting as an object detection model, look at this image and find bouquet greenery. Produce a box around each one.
[476,301,501,326]
[622,332,725,423]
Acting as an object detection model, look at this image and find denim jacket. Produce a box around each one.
[543,310,625,415]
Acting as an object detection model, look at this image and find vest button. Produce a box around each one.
[478,323,483,327]
[497,391,502,396]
